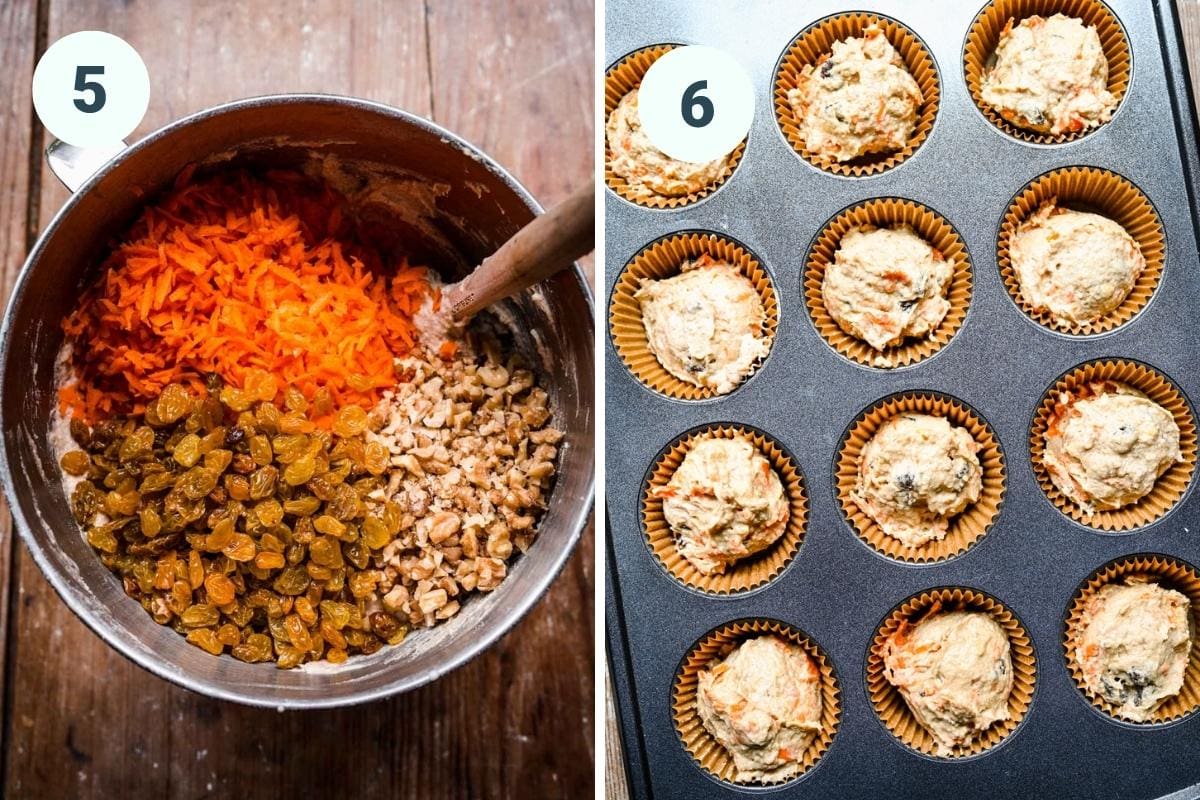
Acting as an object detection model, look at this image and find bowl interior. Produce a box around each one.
[0,96,594,707]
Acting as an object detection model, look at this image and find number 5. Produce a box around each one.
[74,66,106,113]
[681,80,714,128]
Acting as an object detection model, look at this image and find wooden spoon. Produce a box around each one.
[421,178,595,340]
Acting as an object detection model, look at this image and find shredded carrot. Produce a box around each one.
[60,169,429,423]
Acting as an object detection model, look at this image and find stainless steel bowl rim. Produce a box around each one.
[0,93,595,708]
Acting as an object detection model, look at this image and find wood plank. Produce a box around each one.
[5,1,593,798]
[0,0,39,782]
[1184,0,1200,111]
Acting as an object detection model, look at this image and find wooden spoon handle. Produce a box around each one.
[442,178,595,322]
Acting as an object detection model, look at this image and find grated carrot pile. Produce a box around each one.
[60,169,429,423]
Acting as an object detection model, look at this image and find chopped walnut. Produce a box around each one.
[368,330,560,629]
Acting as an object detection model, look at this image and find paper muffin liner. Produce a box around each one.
[610,232,778,400]
[835,392,1006,563]
[998,167,1164,335]
[773,12,939,177]
[672,619,841,786]
[1030,359,1197,531]
[806,198,972,368]
[641,424,807,595]
[866,587,1036,758]
[964,0,1130,144]
[605,44,746,209]
[1064,554,1200,724]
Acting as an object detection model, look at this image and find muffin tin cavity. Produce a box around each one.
[609,231,778,400]
[998,166,1165,336]
[1063,554,1200,725]
[964,0,1131,145]
[806,197,972,368]
[1030,359,1197,531]
[773,12,940,177]
[604,44,747,209]
[640,424,807,596]
[835,391,1006,564]
[866,587,1037,759]
[672,618,841,786]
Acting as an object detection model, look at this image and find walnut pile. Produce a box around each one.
[367,333,562,629]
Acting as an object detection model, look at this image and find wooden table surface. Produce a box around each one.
[603,3,1200,798]
[0,2,594,798]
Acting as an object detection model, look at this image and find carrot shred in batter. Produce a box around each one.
[60,169,429,423]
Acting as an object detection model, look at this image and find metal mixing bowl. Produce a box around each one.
[0,95,594,708]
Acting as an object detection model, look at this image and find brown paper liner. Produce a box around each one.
[806,198,972,368]
[773,13,939,177]
[672,619,841,785]
[867,588,1036,758]
[604,44,746,209]
[835,392,1006,563]
[641,425,807,595]
[964,0,1130,144]
[610,232,778,400]
[998,167,1164,335]
[1030,360,1197,531]
[1064,554,1200,724]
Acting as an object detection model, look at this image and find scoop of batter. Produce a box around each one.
[852,414,982,547]
[635,255,770,395]
[981,14,1118,136]
[657,436,788,575]
[883,610,1013,754]
[698,635,823,782]
[1044,382,1182,513]
[823,225,952,351]
[1011,202,1145,326]
[606,89,731,198]
[787,24,923,162]
[1076,579,1191,721]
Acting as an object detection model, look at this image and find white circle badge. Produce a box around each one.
[32,31,150,148]
[637,45,754,164]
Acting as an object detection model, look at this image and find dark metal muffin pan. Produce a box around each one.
[604,1,1200,797]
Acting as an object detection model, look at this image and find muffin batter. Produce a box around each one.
[657,436,788,575]
[697,635,823,782]
[636,255,770,395]
[980,14,1119,136]
[1011,202,1145,326]
[787,24,923,162]
[883,610,1013,754]
[823,225,952,351]
[1076,579,1191,721]
[607,89,731,198]
[852,414,982,547]
[1044,382,1182,513]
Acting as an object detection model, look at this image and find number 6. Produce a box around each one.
[681,80,714,128]
[74,66,106,113]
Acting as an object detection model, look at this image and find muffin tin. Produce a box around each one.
[604,0,1200,797]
